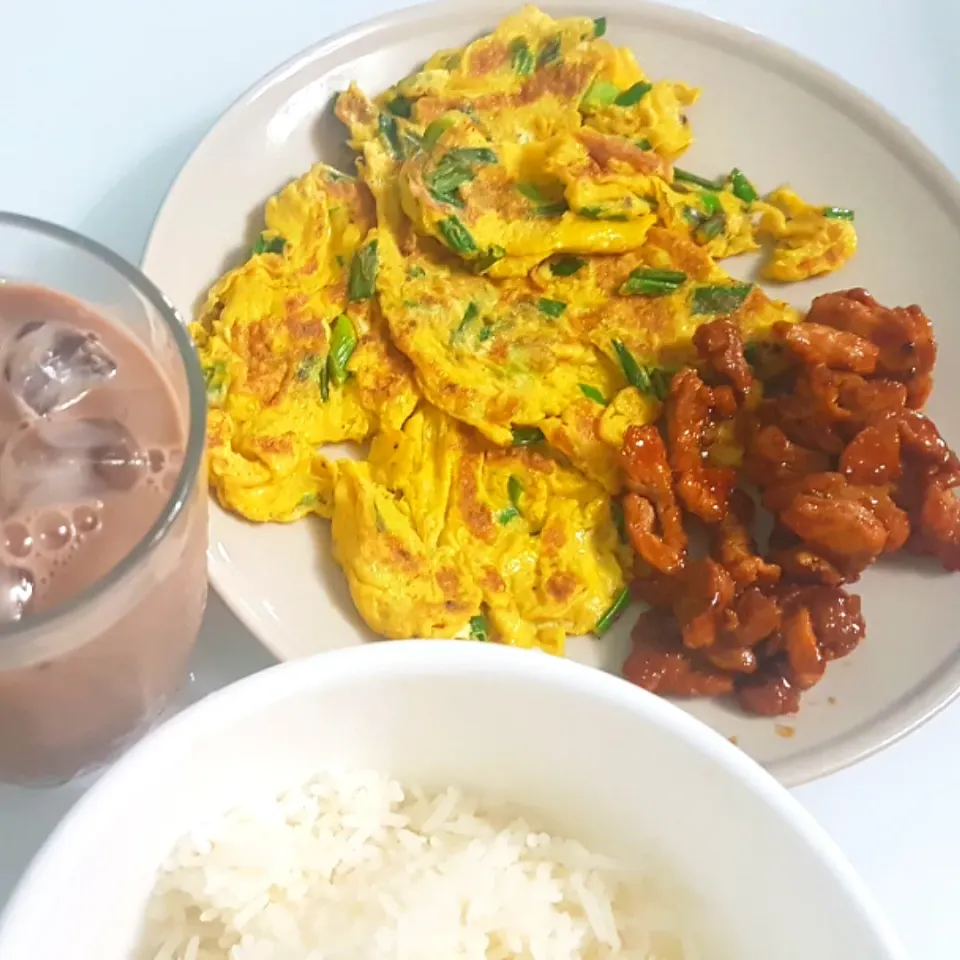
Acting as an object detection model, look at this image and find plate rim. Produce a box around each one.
[142,0,960,786]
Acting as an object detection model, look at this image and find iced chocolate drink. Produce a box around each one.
[0,215,207,785]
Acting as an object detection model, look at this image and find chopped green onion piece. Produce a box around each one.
[611,498,627,543]
[620,268,686,297]
[610,347,671,401]
[251,233,285,256]
[407,264,426,278]
[507,475,523,509]
[387,95,414,119]
[579,383,607,404]
[537,298,566,318]
[438,216,478,255]
[635,138,653,150]
[612,339,651,393]
[422,115,456,149]
[478,324,495,342]
[699,191,722,216]
[512,425,545,446]
[695,213,726,243]
[427,147,498,206]
[823,206,855,220]
[430,156,474,192]
[537,200,570,217]
[691,283,753,315]
[581,79,619,108]
[474,244,506,273]
[729,167,757,203]
[673,168,721,190]
[621,277,680,296]
[496,505,520,524]
[347,240,378,301]
[537,35,562,67]
[539,296,570,317]
[428,186,465,208]
[509,37,535,77]
[615,81,652,106]
[378,113,402,158]
[648,367,676,401]
[593,16,607,36]
[451,301,479,342]
[579,205,627,221]
[327,315,357,386]
[625,268,687,283]
[448,146,498,165]
[203,363,228,404]
[516,181,549,203]
[683,205,707,226]
[428,169,470,207]
[550,255,585,277]
[517,182,569,217]
[319,362,330,402]
[595,585,630,636]
[469,614,489,642]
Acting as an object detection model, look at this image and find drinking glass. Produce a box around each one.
[0,212,208,785]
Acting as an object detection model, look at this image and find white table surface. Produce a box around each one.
[1,0,958,955]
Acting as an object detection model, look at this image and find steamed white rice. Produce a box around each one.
[138,769,697,959]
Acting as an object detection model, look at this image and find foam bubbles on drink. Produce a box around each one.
[0,418,148,515]
[0,501,103,619]
[3,522,33,558]
[140,445,184,497]
[37,512,73,551]
[0,430,184,623]
[1,320,117,418]
[72,504,100,534]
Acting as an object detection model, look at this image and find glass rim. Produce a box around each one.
[0,211,207,644]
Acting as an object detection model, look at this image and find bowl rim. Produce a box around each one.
[0,641,906,957]
[141,0,960,788]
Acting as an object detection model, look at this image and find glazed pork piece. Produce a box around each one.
[621,289,960,715]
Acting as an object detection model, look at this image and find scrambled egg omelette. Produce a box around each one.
[192,5,859,654]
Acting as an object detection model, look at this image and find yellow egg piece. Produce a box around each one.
[193,3,860,657]
[755,186,858,281]
[330,406,629,653]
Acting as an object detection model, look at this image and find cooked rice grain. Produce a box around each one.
[138,769,697,960]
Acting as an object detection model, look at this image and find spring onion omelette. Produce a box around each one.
[192,5,858,653]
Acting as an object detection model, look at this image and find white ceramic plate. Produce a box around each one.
[143,0,960,786]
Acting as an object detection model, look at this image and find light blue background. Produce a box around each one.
[2,2,958,956]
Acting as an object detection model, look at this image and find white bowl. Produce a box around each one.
[0,641,903,958]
